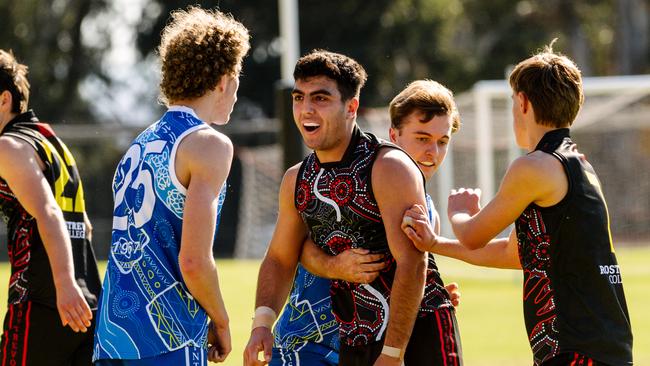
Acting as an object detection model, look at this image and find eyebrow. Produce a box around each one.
[291,88,333,97]
[413,131,450,140]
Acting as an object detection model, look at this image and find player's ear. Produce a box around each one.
[389,127,398,143]
[517,91,530,114]
[0,90,12,111]
[346,97,359,119]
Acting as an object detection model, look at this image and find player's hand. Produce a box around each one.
[208,320,232,363]
[402,204,436,252]
[244,326,273,366]
[447,188,482,220]
[333,248,387,284]
[56,281,92,333]
[373,353,403,366]
[445,282,461,307]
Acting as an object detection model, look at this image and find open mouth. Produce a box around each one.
[303,123,320,132]
[418,161,435,167]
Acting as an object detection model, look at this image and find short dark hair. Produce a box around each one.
[389,79,460,133]
[0,49,30,113]
[293,50,367,101]
[158,6,250,105]
[509,40,583,128]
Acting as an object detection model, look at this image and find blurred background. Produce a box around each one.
[1,0,648,257]
[1,0,649,364]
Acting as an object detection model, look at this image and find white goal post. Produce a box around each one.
[436,74,650,237]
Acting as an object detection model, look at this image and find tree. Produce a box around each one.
[0,0,110,123]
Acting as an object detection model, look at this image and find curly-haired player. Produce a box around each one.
[93,6,249,366]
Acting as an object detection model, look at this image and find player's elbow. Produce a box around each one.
[454,227,487,250]
[179,254,214,279]
[34,203,65,230]
[395,250,427,276]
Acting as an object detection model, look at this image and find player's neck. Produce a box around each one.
[314,124,356,163]
[170,90,225,125]
[0,111,18,133]
[526,124,562,152]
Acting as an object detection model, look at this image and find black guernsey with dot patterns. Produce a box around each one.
[515,128,632,366]
[0,111,101,309]
[295,126,452,347]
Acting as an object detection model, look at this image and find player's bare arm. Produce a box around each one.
[176,128,233,363]
[0,136,92,333]
[403,204,521,269]
[244,164,308,366]
[373,148,428,366]
[449,152,567,249]
[300,237,387,284]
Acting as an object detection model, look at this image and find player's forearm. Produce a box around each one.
[36,205,76,286]
[299,240,335,279]
[449,212,488,249]
[384,253,427,349]
[435,237,520,269]
[180,257,229,326]
[255,256,296,315]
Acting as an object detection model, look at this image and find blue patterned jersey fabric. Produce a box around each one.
[93,106,226,361]
[272,264,339,365]
[270,194,437,365]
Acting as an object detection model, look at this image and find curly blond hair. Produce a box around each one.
[158,6,250,105]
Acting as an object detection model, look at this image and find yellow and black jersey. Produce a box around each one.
[0,110,101,309]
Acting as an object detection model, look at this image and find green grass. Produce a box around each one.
[2,246,648,365]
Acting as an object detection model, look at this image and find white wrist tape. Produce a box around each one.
[381,344,404,360]
[251,306,277,330]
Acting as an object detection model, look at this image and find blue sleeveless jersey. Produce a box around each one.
[270,195,437,365]
[272,264,339,364]
[93,106,226,361]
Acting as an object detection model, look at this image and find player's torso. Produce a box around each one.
[0,112,100,309]
[94,106,225,360]
[515,128,633,366]
[295,127,451,346]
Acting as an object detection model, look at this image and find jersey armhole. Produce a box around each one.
[169,124,210,194]
[293,160,307,210]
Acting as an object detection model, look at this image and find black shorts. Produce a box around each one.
[339,307,463,366]
[541,352,609,366]
[0,301,95,366]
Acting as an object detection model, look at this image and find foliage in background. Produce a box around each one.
[135,0,648,116]
[1,0,647,121]
[0,0,110,122]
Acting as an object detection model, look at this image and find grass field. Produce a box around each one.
[1,246,647,365]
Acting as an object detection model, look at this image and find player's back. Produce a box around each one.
[94,106,223,361]
[516,128,633,366]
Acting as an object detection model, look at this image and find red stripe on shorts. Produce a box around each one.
[435,310,448,366]
[21,302,31,366]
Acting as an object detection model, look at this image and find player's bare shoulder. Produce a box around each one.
[508,151,567,206]
[180,128,233,162]
[373,147,422,189]
[279,162,303,203]
[174,127,233,188]
[0,135,41,174]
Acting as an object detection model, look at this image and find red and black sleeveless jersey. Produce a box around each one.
[295,126,452,347]
[515,128,633,365]
[0,110,101,309]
